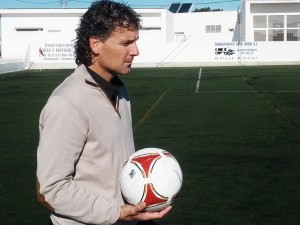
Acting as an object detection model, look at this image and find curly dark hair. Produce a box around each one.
[74,0,141,66]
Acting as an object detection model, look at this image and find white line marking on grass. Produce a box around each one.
[195,68,202,93]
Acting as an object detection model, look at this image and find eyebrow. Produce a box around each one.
[120,36,139,43]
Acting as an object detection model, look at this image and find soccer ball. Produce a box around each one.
[120,147,183,212]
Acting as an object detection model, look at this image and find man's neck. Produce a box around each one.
[88,65,115,82]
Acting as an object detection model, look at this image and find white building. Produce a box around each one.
[0,0,299,72]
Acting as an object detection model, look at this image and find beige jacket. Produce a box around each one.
[36,65,135,225]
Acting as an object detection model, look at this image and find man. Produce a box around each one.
[36,1,171,224]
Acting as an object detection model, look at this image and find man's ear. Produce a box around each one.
[89,36,102,55]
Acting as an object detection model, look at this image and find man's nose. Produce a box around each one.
[130,43,139,56]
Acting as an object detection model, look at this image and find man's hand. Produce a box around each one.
[119,202,172,222]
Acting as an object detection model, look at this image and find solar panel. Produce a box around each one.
[169,3,181,13]
[177,3,193,13]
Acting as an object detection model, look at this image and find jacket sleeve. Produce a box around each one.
[36,96,121,225]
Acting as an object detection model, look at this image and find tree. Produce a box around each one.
[193,7,223,12]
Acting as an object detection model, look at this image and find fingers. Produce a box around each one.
[136,201,147,212]
[158,205,172,217]
[120,202,172,222]
[141,205,172,220]
[120,202,146,220]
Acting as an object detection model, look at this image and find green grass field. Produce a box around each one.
[0,65,299,225]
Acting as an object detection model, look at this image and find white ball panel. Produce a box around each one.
[120,161,145,204]
[120,148,183,211]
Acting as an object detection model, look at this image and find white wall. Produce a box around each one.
[138,8,175,42]
[173,11,239,42]
[135,39,300,67]
[0,7,299,69]
[0,9,82,65]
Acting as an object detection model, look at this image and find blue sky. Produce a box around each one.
[0,0,241,11]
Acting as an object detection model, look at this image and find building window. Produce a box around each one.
[268,15,284,28]
[253,15,267,41]
[140,27,161,30]
[206,25,221,33]
[287,15,300,27]
[287,29,300,41]
[175,32,186,42]
[268,15,284,41]
[48,30,61,32]
[253,15,267,28]
[253,14,300,41]
[254,30,266,41]
[268,29,284,41]
[254,15,266,41]
[15,28,43,32]
[287,15,300,41]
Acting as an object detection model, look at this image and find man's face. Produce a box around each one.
[91,27,139,80]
